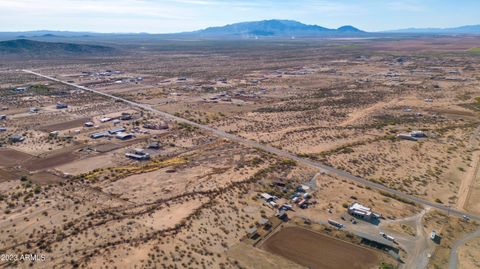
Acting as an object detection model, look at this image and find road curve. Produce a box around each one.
[23,69,480,221]
[448,229,480,269]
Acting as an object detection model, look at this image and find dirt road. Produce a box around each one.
[448,229,480,269]
[456,126,480,210]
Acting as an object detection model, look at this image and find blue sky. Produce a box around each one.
[0,0,479,33]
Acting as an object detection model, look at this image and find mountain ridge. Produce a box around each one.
[386,24,480,34]
[189,19,365,37]
[0,39,115,56]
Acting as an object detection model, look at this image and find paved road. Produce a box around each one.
[23,69,480,221]
[448,228,480,269]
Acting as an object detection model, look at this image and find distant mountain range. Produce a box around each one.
[2,20,480,40]
[0,20,366,39]
[0,39,115,56]
[1,20,480,58]
[386,24,480,34]
[186,20,365,37]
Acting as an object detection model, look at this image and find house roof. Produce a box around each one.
[349,203,371,212]
[259,218,269,225]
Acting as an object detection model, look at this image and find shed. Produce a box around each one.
[276,210,288,221]
[246,227,259,239]
[397,134,417,141]
[9,134,25,143]
[56,103,68,109]
[90,132,108,139]
[125,149,150,160]
[100,117,112,123]
[108,127,126,134]
[259,193,274,202]
[148,141,161,149]
[116,132,134,140]
[120,113,132,120]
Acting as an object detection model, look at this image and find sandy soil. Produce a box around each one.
[458,238,480,269]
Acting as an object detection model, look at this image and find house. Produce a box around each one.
[56,103,68,109]
[276,210,288,221]
[396,133,417,141]
[430,230,441,244]
[120,113,132,120]
[246,227,259,239]
[108,127,126,134]
[9,134,25,143]
[259,218,272,230]
[125,148,150,160]
[116,132,134,140]
[410,131,427,138]
[348,203,379,221]
[0,115,6,120]
[259,193,276,202]
[90,132,109,139]
[100,117,112,123]
[148,141,161,149]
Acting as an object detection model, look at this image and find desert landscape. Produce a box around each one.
[1,19,480,269]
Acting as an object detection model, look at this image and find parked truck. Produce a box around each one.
[328,219,344,229]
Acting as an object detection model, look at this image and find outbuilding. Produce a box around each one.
[108,127,126,134]
[90,132,109,139]
[56,103,68,109]
[396,133,417,141]
[9,134,25,143]
[148,141,161,149]
[116,132,134,140]
[100,117,112,123]
[125,148,150,160]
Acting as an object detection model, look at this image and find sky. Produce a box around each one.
[0,0,479,33]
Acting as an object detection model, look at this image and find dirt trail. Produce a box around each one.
[456,125,480,210]
[448,229,480,269]
[339,98,397,127]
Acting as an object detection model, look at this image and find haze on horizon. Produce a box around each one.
[0,0,479,33]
